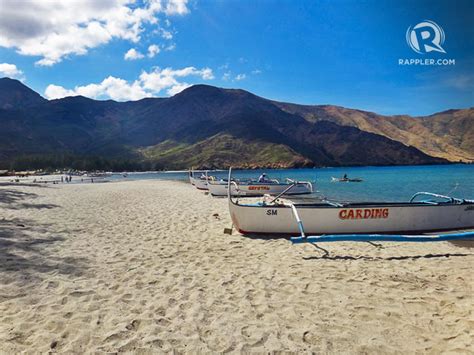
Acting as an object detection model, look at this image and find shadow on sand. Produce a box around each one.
[239,234,474,261]
[0,184,88,284]
[0,182,59,209]
[302,251,473,261]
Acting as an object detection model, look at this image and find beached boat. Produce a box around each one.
[189,170,211,190]
[190,176,209,190]
[227,169,474,235]
[208,179,313,197]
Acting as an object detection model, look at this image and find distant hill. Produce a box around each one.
[0,77,471,170]
[274,102,473,162]
[0,77,46,110]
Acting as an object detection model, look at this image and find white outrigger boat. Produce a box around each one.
[331,177,363,182]
[226,169,474,243]
[189,170,211,190]
[208,178,313,197]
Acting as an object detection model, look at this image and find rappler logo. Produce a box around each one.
[406,20,446,54]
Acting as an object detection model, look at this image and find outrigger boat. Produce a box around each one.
[208,178,313,197]
[331,177,363,182]
[189,170,211,190]
[226,169,474,243]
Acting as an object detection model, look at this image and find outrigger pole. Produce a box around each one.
[288,192,474,244]
[291,231,474,244]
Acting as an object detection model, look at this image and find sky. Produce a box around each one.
[0,0,472,116]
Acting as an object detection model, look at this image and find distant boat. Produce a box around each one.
[331,177,363,182]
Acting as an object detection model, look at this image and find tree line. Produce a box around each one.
[0,154,166,172]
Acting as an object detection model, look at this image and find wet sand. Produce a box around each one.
[0,180,472,352]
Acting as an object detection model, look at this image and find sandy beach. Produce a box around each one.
[0,179,472,353]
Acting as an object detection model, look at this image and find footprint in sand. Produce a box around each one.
[125,319,140,331]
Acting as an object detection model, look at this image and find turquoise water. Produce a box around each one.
[112,164,474,202]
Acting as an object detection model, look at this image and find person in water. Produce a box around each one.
[343,174,348,180]
[258,173,268,182]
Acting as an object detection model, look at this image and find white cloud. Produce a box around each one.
[0,62,24,79]
[235,73,246,81]
[200,68,215,80]
[167,82,191,95]
[164,43,176,51]
[44,66,215,101]
[164,0,189,15]
[147,44,160,58]
[44,84,76,99]
[222,72,231,81]
[251,69,262,75]
[161,29,173,40]
[100,76,151,101]
[124,48,144,60]
[0,0,190,66]
[46,76,151,101]
[140,66,214,92]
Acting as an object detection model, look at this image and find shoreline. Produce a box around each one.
[0,162,471,177]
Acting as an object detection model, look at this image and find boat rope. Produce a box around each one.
[311,242,330,256]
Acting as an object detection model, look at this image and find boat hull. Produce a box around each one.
[193,178,208,190]
[189,176,208,190]
[331,177,363,182]
[229,201,474,235]
[208,181,313,197]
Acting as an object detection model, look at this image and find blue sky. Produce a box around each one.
[0,0,472,115]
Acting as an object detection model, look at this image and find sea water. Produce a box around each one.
[111,164,474,202]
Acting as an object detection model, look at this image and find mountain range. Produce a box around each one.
[0,77,472,170]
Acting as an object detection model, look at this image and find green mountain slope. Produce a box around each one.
[139,134,311,169]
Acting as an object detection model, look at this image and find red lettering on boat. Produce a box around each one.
[249,186,270,191]
[339,208,389,220]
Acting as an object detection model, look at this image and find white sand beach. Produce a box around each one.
[0,180,472,353]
